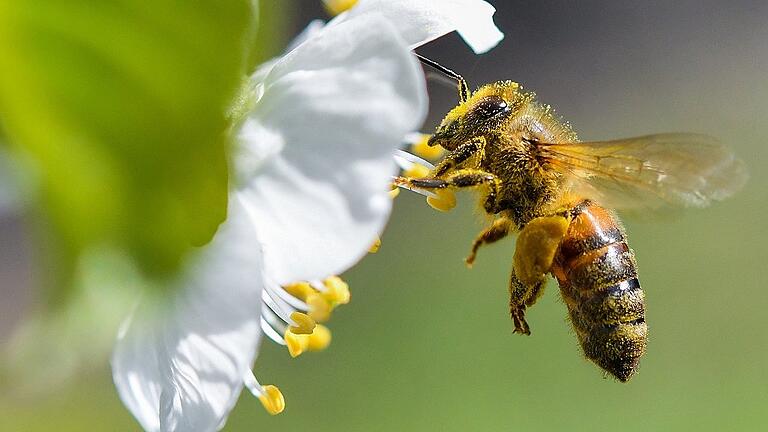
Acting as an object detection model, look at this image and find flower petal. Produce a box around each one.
[332,0,504,53]
[111,195,263,432]
[237,15,427,284]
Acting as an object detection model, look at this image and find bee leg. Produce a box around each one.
[442,168,501,213]
[508,216,570,335]
[509,269,536,335]
[394,168,500,213]
[512,216,570,288]
[432,136,486,177]
[465,217,514,267]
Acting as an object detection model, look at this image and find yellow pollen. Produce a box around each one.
[368,236,381,253]
[323,0,358,16]
[411,134,444,160]
[403,163,431,179]
[307,293,332,322]
[288,311,316,335]
[388,184,401,199]
[323,276,351,305]
[427,189,457,212]
[257,385,285,415]
[283,282,314,301]
[284,329,310,358]
[307,324,332,352]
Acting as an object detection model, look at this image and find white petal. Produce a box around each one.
[332,0,504,54]
[111,195,263,432]
[237,15,427,284]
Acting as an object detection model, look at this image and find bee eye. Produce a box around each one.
[473,95,510,119]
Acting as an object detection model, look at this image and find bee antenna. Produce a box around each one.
[414,53,470,103]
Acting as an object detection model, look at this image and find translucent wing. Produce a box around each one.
[538,133,748,211]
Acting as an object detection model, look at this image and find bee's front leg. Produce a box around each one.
[431,136,486,177]
[393,168,500,213]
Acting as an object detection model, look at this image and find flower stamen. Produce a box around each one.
[408,133,444,160]
[284,329,310,358]
[307,324,332,352]
[285,324,333,357]
[394,148,435,171]
[260,277,349,357]
[260,316,287,346]
[323,276,351,305]
[306,293,332,322]
[323,0,358,16]
[288,311,316,335]
[368,236,381,253]
[243,370,285,415]
[403,163,430,179]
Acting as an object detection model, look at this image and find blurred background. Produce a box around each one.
[2,0,767,430]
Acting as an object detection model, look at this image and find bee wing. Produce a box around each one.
[538,133,748,211]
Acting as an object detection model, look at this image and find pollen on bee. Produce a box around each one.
[427,189,457,212]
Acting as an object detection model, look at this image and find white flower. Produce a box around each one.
[111,1,503,431]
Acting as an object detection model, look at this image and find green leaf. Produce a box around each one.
[0,1,257,283]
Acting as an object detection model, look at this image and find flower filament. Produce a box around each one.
[392,135,457,211]
[251,276,351,413]
[244,370,285,415]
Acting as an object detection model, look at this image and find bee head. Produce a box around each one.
[428,81,521,150]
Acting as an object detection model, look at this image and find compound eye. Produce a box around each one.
[473,95,510,119]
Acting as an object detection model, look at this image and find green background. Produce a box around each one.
[1,1,766,431]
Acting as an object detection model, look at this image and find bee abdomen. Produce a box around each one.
[553,201,647,382]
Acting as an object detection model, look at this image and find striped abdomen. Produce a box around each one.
[551,201,647,382]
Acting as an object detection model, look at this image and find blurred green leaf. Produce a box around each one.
[248,0,293,72]
[0,0,257,286]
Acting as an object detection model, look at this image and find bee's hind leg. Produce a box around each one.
[508,215,571,335]
[509,270,539,335]
[465,217,515,267]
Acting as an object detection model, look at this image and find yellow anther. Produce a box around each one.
[283,282,314,301]
[257,385,285,415]
[307,325,332,352]
[411,134,445,160]
[284,329,310,357]
[368,236,381,253]
[288,311,316,335]
[323,0,358,16]
[427,189,457,212]
[403,163,431,179]
[307,293,332,322]
[323,276,351,305]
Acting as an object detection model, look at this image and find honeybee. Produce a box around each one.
[396,55,748,382]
